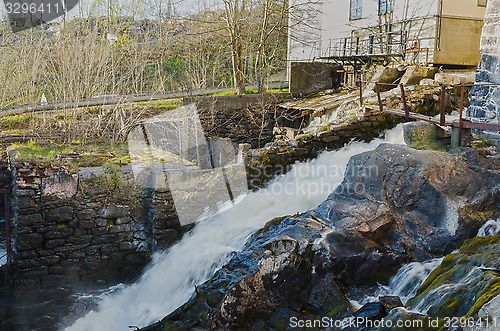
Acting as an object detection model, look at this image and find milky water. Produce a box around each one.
[67,125,404,330]
[0,249,6,266]
[477,218,500,237]
[353,217,500,313]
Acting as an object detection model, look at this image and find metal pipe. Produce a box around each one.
[437,0,443,51]
[376,83,384,112]
[0,82,290,117]
[359,78,364,107]
[400,84,409,117]
[440,85,446,126]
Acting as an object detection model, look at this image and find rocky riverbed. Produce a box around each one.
[145,143,500,330]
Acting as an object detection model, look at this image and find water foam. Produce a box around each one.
[67,125,404,331]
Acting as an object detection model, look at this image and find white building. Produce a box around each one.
[288,0,487,68]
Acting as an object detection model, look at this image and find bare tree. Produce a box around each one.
[221,0,247,95]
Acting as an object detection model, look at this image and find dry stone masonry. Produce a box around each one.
[10,159,184,291]
[468,0,500,137]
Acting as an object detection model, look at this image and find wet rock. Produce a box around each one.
[160,215,349,329]
[379,296,403,312]
[314,144,500,284]
[354,302,385,320]
[43,206,74,222]
[403,121,447,145]
[382,307,431,330]
[17,233,44,250]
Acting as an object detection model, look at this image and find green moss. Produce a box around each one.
[0,114,30,129]
[459,235,500,254]
[407,235,500,319]
[466,277,500,318]
[408,140,448,152]
[7,140,131,170]
[56,223,68,229]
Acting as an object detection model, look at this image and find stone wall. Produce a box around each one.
[245,109,396,188]
[467,0,500,137]
[10,160,184,291]
[183,93,293,148]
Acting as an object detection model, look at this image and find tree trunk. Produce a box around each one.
[232,36,246,95]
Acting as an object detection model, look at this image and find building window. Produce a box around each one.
[350,0,362,20]
[478,0,487,7]
[379,0,393,15]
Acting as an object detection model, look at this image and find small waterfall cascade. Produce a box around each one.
[67,126,405,331]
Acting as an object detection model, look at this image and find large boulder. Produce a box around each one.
[158,214,352,330]
[314,144,499,283]
[144,144,500,329]
[403,121,447,146]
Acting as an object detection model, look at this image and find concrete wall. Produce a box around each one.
[289,62,341,97]
[433,17,484,67]
[467,0,500,134]
[442,0,487,18]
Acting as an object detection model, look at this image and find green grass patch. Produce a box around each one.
[408,140,448,152]
[7,139,131,167]
[0,114,30,129]
[472,135,494,149]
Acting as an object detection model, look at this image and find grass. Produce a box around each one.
[409,140,448,152]
[472,135,494,149]
[7,140,131,167]
[133,98,182,110]
[0,114,30,129]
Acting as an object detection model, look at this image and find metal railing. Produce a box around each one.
[323,30,407,59]
[369,82,500,146]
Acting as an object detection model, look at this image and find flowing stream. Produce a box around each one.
[352,217,500,314]
[67,126,405,330]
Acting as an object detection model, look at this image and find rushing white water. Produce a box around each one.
[383,258,444,304]
[67,125,404,331]
[477,218,500,237]
[0,249,6,266]
[354,257,444,309]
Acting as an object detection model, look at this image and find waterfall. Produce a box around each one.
[67,125,404,331]
[382,258,444,304]
[353,258,444,309]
